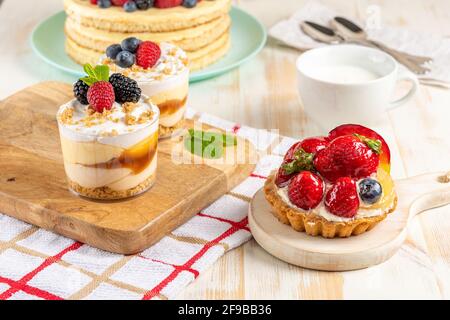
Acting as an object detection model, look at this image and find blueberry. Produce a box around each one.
[358,178,383,204]
[182,0,197,8]
[106,44,122,60]
[115,51,135,68]
[98,0,112,8]
[121,37,141,53]
[123,1,137,12]
[136,0,154,10]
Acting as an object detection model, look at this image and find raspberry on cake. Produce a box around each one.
[57,64,160,200]
[264,124,397,238]
[100,40,189,138]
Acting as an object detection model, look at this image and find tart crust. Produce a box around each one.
[263,173,398,238]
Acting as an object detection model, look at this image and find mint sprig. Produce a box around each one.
[184,129,237,159]
[80,64,110,86]
[281,148,315,175]
[354,134,382,154]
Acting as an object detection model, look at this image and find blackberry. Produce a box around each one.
[73,79,90,105]
[136,0,154,10]
[109,73,142,103]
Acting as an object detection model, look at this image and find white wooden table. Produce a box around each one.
[1,0,450,299]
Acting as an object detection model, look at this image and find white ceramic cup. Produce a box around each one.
[296,44,418,129]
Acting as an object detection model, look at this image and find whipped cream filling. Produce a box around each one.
[101,42,189,82]
[276,178,389,223]
[57,97,159,148]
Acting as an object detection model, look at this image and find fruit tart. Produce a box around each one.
[264,124,397,238]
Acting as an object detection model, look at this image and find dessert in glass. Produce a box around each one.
[57,64,159,200]
[100,39,189,138]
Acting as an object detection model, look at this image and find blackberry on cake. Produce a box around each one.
[109,73,142,103]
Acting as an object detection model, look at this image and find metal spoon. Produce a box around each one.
[332,16,432,65]
[301,21,431,75]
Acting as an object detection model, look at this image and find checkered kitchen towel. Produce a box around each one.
[0,107,295,300]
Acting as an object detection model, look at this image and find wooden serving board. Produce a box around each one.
[249,172,450,271]
[0,82,256,254]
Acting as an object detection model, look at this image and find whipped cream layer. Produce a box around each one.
[102,42,189,83]
[276,178,392,223]
[57,97,159,148]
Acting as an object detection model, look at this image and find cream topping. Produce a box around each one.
[57,97,159,148]
[276,178,389,223]
[101,42,189,82]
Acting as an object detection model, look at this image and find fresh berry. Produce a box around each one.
[112,0,128,5]
[98,0,112,8]
[136,41,161,69]
[275,167,293,188]
[123,1,138,11]
[106,44,122,60]
[73,80,90,105]
[299,136,328,154]
[87,81,115,113]
[90,0,98,4]
[283,137,328,164]
[325,177,359,217]
[154,0,183,8]
[314,135,380,182]
[288,171,324,210]
[136,0,154,9]
[358,178,383,205]
[183,0,197,8]
[109,73,142,103]
[328,124,391,173]
[121,37,141,53]
[115,51,135,68]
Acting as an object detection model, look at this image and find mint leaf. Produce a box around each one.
[80,76,95,86]
[95,65,110,82]
[83,64,97,79]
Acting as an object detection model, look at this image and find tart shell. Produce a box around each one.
[263,174,398,238]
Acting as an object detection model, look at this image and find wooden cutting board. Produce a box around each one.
[249,172,450,271]
[0,82,256,254]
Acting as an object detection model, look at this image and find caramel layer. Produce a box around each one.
[85,132,158,174]
[158,96,187,116]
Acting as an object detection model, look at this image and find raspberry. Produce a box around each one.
[287,171,324,210]
[136,41,161,69]
[325,177,359,218]
[87,81,115,113]
[109,73,142,103]
[154,0,182,8]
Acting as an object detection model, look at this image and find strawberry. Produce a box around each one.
[288,171,324,210]
[313,135,380,182]
[328,124,390,173]
[111,0,127,5]
[325,177,359,217]
[274,167,293,188]
[87,81,115,113]
[299,136,328,154]
[90,0,98,4]
[154,0,183,8]
[136,41,161,69]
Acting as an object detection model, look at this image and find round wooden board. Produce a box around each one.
[249,172,450,271]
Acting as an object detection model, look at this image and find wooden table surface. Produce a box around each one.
[1,0,450,299]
